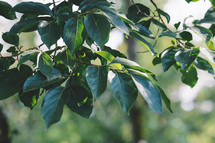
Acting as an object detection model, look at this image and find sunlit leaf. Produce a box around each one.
[38,52,53,78]
[129,70,162,113]
[63,17,84,55]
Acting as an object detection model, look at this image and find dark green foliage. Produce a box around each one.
[86,66,108,99]
[2,32,19,46]
[19,90,40,109]
[0,65,32,100]
[14,2,52,15]
[10,19,40,33]
[42,86,68,127]
[126,4,150,23]
[0,0,214,128]
[0,1,16,20]
[0,57,15,72]
[84,14,110,47]
[110,72,138,112]
[38,22,62,48]
[23,69,65,92]
[181,66,198,88]
[175,48,200,70]
[66,75,93,118]
[161,47,178,72]
[180,31,193,41]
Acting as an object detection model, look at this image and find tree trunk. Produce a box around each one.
[0,107,11,143]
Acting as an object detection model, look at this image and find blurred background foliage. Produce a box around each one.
[1,0,215,143]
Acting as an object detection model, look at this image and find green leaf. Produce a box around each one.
[38,52,53,78]
[126,4,150,23]
[0,43,3,52]
[63,17,84,55]
[6,46,16,53]
[157,9,170,23]
[209,24,215,37]
[210,0,215,6]
[161,48,178,71]
[0,57,15,72]
[157,86,172,113]
[84,14,110,47]
[175,48,200,70]
[10,19,40,33]
[38,22,62,48]
[18,51,39,66]
[206,40,215,50]
[129,70,162,113]
[66,75,93,118]
[19,90,40,109]
[0,1,16,20]
[86,66,108,99]
[174,22,181,30]
[111,57,156,80]
[180,31,193,41]
[110,72,138,112]
[151,19,167,29]
[152,55,161,66]
[194,57,215,75]
[95,51,115,62]
[204,6,215,19]
[42,86,68,128]
[0,65,32,100]
[181,65,198,88]
[194,26,213,42]
[56,5,71,23]
[79,0,112,12]
[197,17,215,24]
[185,0,199,3]
[101,8,129,34]
[160,31,177,38]
[2,32,19,46]
[200,48,215,68]
[102,46,127,58]
[23,69,65,92]
[14,2,52,15]
[59,48,75,69]
[134,24,154,38]
[129,31,156,56]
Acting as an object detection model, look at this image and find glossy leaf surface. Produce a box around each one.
[110,72,138,112]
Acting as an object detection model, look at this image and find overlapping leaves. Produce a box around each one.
[1,0,215,129]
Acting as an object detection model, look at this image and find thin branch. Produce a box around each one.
[130,0,151,17]
[52,0,57,16]
[149,0,191,49]
[137,50,149,54]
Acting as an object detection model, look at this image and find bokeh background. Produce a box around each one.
[1,0,215,143]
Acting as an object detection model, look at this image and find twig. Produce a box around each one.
[130,0,151,17]
[52,0,57,16]
[149,0,191,49]
[137,50,149,54]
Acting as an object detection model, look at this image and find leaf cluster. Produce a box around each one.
[0,0,214,128]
